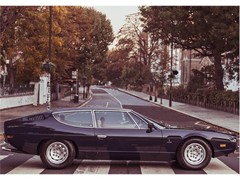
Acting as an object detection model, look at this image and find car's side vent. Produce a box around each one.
[28,115,45,121]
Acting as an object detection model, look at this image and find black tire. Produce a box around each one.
[176,138,212,170]
[40,140,76,169]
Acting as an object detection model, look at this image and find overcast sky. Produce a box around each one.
[93,6,139,35]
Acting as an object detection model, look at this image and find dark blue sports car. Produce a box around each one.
[3,108,237,170]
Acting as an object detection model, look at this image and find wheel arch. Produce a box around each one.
[37,139,79,158]
[37,139,50,155]
[176,135,215,158]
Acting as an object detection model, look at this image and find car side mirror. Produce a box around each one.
[146,123,154,133]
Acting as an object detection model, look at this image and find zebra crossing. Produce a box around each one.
[0,151,239,174]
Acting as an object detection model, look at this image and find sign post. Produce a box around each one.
[72,70,79,103]
[46,73,51,110]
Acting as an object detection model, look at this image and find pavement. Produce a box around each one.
[0,92,91,143]
[0,87,239,135]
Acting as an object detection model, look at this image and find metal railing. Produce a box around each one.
[171,94,239,115]
[0,84,34,97]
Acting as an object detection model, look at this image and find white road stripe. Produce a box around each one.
[104,89,123,108]
[0,155,9,161]
[0,142,7,146]
[7,155,44,174]
[140,162,175,174]
[74,160,110,174]
[204,158,237,174]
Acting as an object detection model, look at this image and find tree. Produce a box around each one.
[0,7,27,43]
[118,12,161,67]
[140,6,239,90]
[62,7,114,83]
[151,45,169,95]
[106,37,153,88]
[1,7,48,84]
[187,69,205,92]
[1,6,114,85]
[0,7,70,84]
[105,38,134,86]
[121,61,152,89]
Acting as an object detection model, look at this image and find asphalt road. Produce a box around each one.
[0,86,239,174]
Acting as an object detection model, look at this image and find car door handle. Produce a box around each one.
[97,135,107,139]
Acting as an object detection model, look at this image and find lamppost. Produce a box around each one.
[42,61,55,110]
[169,41,173,107]
[73,69,79,103]
[42,6,53,111]
[82,76,87,100]
[2,59,9,96]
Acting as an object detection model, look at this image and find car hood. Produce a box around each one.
[168,125,236,136]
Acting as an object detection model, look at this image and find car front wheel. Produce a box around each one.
[177,138,212,170]
[40,140,76,169]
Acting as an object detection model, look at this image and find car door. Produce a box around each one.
[53,110,96,159]
[94,110,163,161]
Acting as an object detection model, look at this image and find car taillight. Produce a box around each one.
[2,134,14,143]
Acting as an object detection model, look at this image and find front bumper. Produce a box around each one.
[2,146,24,153]
[211,137,238,157]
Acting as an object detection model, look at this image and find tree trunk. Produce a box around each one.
[213,51,224,90]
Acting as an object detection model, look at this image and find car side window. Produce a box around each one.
[95,111,138,129]
[53,111,93,128]
[129,112,148,129]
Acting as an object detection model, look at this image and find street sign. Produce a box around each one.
[72,71,77,79]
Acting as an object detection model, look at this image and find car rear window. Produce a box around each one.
[53,111,93,128]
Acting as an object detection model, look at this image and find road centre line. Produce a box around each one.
[103,89,123,108]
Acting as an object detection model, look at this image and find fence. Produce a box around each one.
[0,84,35,97]
[171,94,239,115]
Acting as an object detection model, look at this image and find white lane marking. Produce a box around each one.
[78,96,93,108]
[140,163,175,174]
[104,89,123,108]
[0,142,7,146]
[0,155,10,161]
[7,155,44,174]
[106,102,109,108]
[74,160,110,174]
[204,158,237,174]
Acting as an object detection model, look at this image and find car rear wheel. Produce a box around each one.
[40,140,76,169]
[176,138,212,170]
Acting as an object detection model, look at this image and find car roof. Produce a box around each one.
[52,107,132,113]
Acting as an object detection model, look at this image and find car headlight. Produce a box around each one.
[229,136,238,143]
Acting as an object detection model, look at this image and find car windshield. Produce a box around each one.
[131,111,167,129]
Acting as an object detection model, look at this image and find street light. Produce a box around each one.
[82,76,87,99]
[2,59,9,96]
[46,6,52,111]
[73,69,79,103]
[42,61,55,110]
[169,41,173,107]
